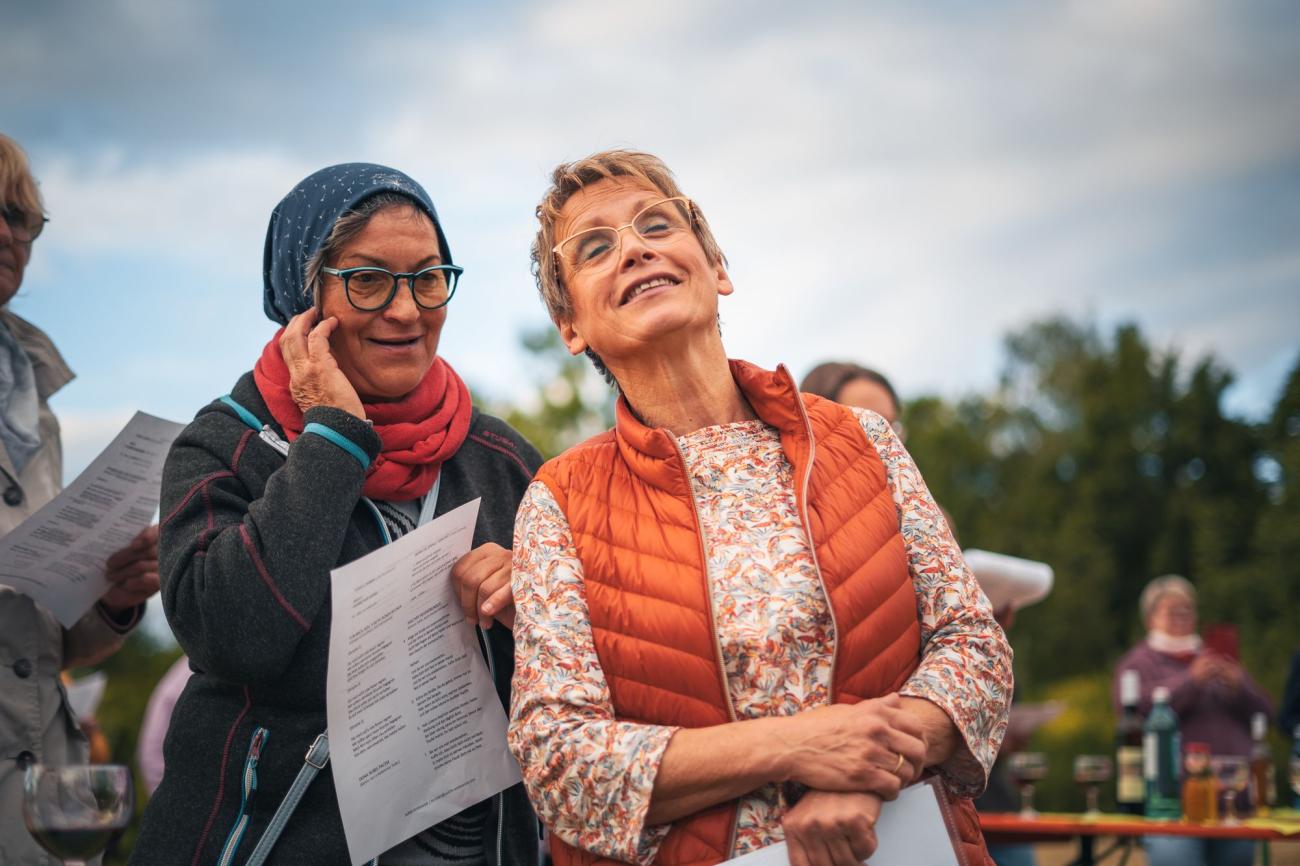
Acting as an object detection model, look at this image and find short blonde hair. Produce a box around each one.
[0,134,46,225]
[1139,574,1197,624]
[530,149,726,324]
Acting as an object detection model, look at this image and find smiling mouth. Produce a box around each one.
[620,276,679,306]
[368,336,422,348]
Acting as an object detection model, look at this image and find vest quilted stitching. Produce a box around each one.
[538,361,990,866]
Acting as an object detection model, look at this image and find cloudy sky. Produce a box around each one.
[3,0,1298,479]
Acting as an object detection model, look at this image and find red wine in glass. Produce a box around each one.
[22,764,134,866]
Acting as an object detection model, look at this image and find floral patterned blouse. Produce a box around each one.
[509,408,1012,864]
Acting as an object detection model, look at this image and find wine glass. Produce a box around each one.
[1073,754,1114,818]
[1008,752,1049,818]
[22,764,134,866]
[1210,756,1249,826]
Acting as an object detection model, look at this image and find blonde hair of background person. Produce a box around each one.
[0,135,44,225]
[1139,574,1197,627]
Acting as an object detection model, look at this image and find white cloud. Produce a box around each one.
[9,1,1298,419]
[37,151,311,264]
[47,406,139,483]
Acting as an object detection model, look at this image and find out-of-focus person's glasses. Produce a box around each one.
[321,264,463,312]
[554,197,695,275]
[2,207,48,245]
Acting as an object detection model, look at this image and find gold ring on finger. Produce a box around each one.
[894,752,905,774]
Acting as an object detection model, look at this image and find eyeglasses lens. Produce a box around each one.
[2,209,45,243]
[344,269,393,310]
[411,269,453,308]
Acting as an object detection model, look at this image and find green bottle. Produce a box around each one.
[1143,686,1182,820]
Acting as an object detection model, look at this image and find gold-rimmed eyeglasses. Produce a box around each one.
[553,197,695,274]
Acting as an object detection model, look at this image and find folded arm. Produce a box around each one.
[509,482,926,864]
[853,408,1014,797]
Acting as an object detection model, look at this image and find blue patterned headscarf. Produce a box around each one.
[262,163,452,325]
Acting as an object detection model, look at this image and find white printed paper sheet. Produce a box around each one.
[0,411,182,626]
[327,498,521,865]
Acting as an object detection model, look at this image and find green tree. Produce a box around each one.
[1217,355,1300,698]
[904,318,1274,692]
[903,319,1290,810]
[485,327,615,460]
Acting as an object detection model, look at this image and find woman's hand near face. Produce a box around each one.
[450,543,515,630]
[281,308,365,419]
[784,789,881,866]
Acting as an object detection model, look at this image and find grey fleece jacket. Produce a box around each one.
[130,371,542,866]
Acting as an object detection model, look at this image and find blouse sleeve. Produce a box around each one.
[852,408,1013,797]
[508,481,679,866]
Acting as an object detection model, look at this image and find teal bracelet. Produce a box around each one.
[302,422,370,470]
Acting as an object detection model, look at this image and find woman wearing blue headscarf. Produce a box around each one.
[131,165,542,866]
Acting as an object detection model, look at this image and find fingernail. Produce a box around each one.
[481,602,494,614]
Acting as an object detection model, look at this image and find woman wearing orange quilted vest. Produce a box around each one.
[508,150,1013,866]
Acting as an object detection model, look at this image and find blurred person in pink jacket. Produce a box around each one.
[136,655,193,794]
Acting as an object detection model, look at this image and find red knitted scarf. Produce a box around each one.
[252,329,471,500]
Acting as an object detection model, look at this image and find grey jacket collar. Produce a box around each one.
[0,308,75,401]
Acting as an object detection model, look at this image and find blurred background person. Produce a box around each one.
[0,133,160,865]
[803,360,1040,866]
[1114,574,1272,866]
[800,361,903,436]
[135,654,192,794]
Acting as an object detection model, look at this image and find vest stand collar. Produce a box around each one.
[612,360,809,491]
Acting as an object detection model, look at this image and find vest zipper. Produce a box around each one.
[789,381,840,702]
[216,726,269,866]
[668,433,740,858]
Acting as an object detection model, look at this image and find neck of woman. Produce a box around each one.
[612,337,756,438]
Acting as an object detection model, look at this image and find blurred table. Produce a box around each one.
[980,811,1300,866]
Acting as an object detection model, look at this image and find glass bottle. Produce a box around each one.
[1115,669,1145,815]
[1248,712,1275,816]
[1181,742,1217,823]
[1143,686,1182,820]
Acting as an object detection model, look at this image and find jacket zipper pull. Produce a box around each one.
[259,425,290,457]
[248,727,267,763]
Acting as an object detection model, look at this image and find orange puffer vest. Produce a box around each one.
[534,361,990,866]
